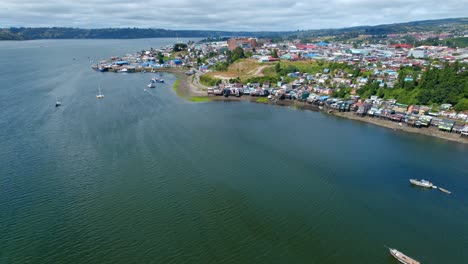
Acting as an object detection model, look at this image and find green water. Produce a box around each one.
[0,39,467,264]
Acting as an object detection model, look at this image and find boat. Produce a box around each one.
[55,96,61,107]
[147,82,155,88]
[152,77,164,83]
[409,179,436,188]
[96,86,104,99]
[388,247,420,264]
[438,187,451,194]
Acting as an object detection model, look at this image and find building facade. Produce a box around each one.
[227,38,257,51]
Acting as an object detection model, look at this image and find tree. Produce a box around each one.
[454,98,468,112]
[173,43,187,52]
[271,49,278,58]
[377,87,385,98]
[230,47,245,63]
[275,63,281,73]
[157,52,164,64]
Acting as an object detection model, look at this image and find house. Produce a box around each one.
[418,115,433,127]
[408,50,427,58]
[452,123,466,134]
[227,38,257,51]
[461,126,468,137]
[168,60,183,66]
[438,119,455,132]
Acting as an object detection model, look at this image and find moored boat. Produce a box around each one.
[96,85,104,99]
[388,247,420,264]
[152,77,164,83]
[409,179,436,188]
[55,96,61,107]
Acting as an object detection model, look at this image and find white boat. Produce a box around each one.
[147,82,155,88]
[152,77,164,83]
[55,96,61,107]
[388,247,420,264]
[96,85,104,99]
[409,179,436,188]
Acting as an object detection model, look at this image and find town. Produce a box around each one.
[92,31,468,140]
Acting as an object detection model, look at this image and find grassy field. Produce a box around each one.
[255,97,269,103]
[205,59,330,83]
[205,59,276,81]
[188,96,211,102]
[277,60,325,73]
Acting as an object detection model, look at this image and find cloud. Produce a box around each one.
[0,0,466,30]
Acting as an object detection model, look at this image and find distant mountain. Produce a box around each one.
[0,17,467,40]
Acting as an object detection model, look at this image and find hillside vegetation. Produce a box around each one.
[1,18,466,40]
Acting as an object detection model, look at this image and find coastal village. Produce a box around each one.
[92,32,468,141]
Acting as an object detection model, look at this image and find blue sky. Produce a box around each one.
[0,0,466,30]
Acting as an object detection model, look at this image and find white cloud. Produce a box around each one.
[0,0,466,30]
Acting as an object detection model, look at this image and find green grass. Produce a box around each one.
[173,80,182,96]
[256,97,269,103]
[188,96,211,102]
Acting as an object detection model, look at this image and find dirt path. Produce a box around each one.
[248,65,269,76]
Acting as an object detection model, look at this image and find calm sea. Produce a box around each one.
[0,39,467,264]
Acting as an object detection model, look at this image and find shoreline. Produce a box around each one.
[104,68,468,145]
[329,111,468,145]
[175,72,468,145]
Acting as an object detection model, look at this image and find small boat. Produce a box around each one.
[55,96,61,107]
[409,179,436,188]
[147,82,155,88]
[438,187,451,194]
[152,77,164,83]
[96,86,104,99]
[388,247,420,264]
[98,66,108,72]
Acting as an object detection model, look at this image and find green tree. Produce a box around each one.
[157,52,164,64]
[377,87,385,98]
[230,47,245,63]
[275,63,281,73]
[271,49,278,58]
[173,43,187,52]
[454,98,468,112]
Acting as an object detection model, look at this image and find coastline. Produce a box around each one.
[169,71,468,145]
[329,111,468,145]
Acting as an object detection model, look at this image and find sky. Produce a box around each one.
[0,0,466,31]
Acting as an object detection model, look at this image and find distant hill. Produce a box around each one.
[294,17,468,37]
[0,28,284,40]
[0,17,467,40]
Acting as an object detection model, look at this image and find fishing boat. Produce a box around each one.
[409,179,436,188]
[388,247,420,264]
[96,86,104,99]
[55,96,61,107]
